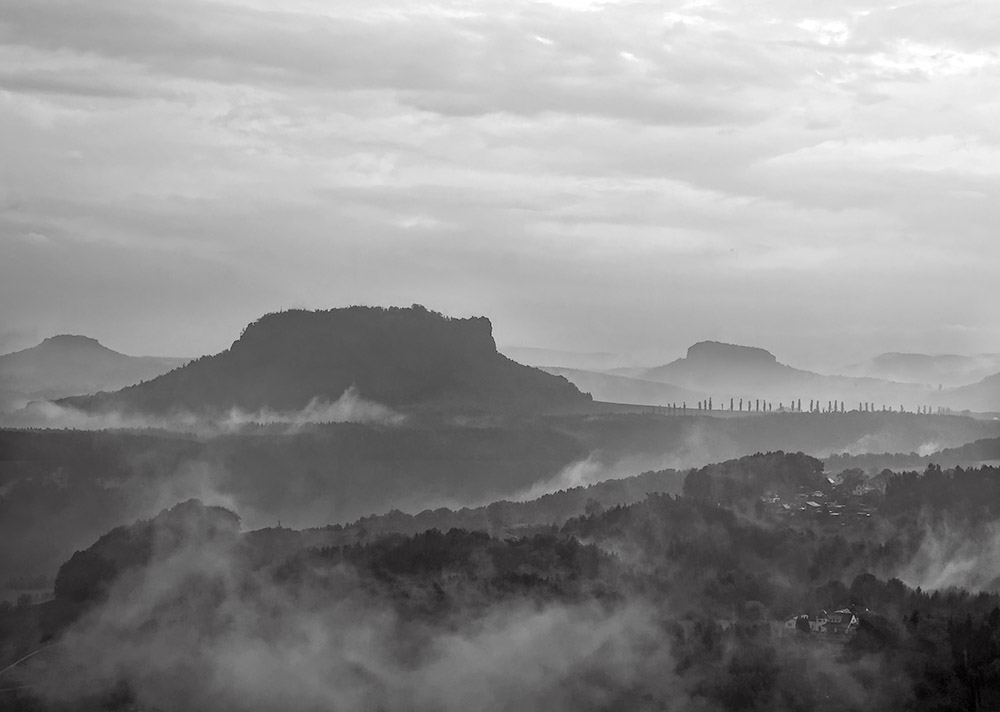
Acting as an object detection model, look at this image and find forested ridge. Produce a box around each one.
[6,411,995,586]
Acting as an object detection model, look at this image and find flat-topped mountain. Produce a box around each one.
[638,341,808,393]
[652,341,784,383]
[623,340,934,410]
[685,341,778,367]
[63,305,591,415]
[0,334,188,411]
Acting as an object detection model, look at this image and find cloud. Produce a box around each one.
[512,422,748,501]
[514,454,613,500]
[30,523,674,711]
[897,520,1000,592]
[1,0,998,362]
[1,386,405,433]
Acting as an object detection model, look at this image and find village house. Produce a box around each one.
[826,608,859,635]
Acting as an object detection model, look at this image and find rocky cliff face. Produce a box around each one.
[684,341,779,367]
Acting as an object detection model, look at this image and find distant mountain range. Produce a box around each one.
[7,321,1000,419]
[939,373,1000,414]
[0,335,187,412]
[435,337,1000,414]
[61,306,591,416]
[840,352,1000,388]
[539,367,705,407]
[609,341,937,411]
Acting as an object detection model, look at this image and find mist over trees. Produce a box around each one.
[3,410,997,586]
[7,453,1000,711]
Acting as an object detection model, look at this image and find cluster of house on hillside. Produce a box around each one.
[783,608,860,636]
[760,471,886,524]
[761,489,877,522]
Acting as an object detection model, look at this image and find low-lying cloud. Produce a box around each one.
[30,529,673,712]
[0,386,405,434]
[512,421,750,501]
[897,520,1000,592]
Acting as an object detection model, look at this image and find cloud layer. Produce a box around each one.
[1,386,405,432]
[36,526,673,712]
[1,0,998,366]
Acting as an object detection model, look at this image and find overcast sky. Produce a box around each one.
[1,0,998,368]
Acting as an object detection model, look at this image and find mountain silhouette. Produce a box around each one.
[938,372,1000,413]
[642,341,793,392]
[841,352,1000,388]
[54,499,241,604]
[624,341,934,410]
[62,306,591,415]
[0,334,187,411]
[540,367,704,407]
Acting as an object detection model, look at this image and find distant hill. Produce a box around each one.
[540,367,704,407]
[63,306,591,416]
[938,372,1000,414]
[840,352,1000,388]
[0,335,187,411]
[54,500,241,604]
[629,341,933,411]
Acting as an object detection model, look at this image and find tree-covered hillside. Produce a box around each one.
[8,456,1000,711]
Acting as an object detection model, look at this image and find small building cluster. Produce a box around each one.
[759,472,883,525]
[783,608,859,636]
